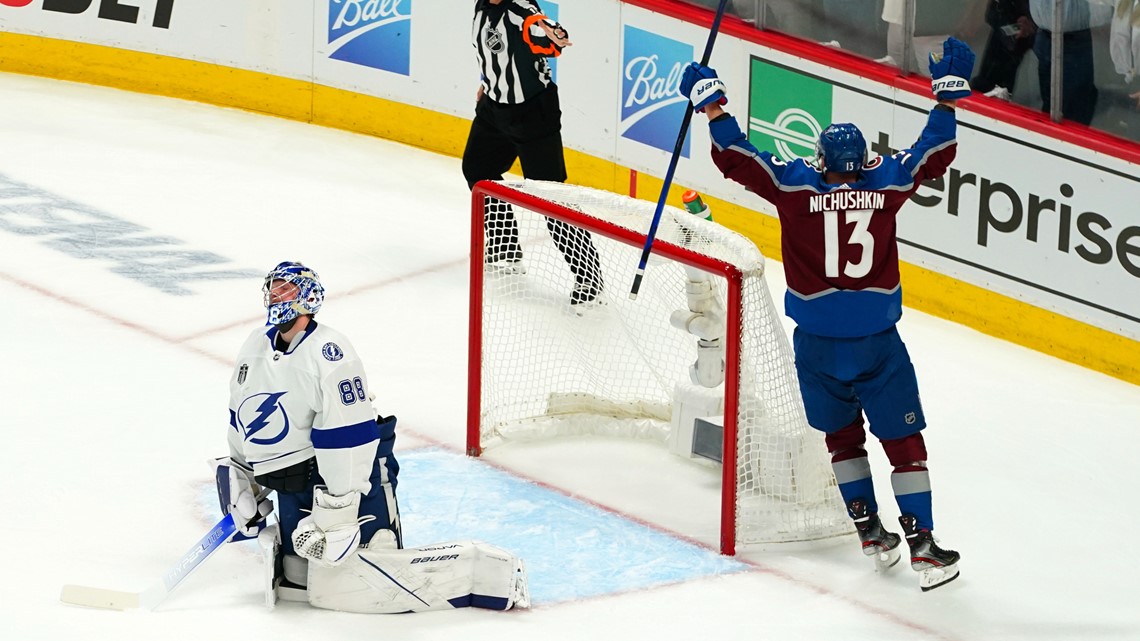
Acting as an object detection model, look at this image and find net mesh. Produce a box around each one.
[474,180,852,546]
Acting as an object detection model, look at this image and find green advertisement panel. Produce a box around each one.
[748,58,833,162]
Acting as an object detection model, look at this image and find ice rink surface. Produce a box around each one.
[2,72,1138,640]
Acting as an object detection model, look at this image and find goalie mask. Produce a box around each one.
[816,123,868,173]
[263,261,324,326]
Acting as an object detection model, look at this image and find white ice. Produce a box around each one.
[1,72,1138,641]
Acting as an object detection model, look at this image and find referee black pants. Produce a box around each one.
[462,86,602,289]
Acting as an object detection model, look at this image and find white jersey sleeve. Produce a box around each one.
[309,331,381,496]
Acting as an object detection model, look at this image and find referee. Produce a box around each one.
[463,0,603,306]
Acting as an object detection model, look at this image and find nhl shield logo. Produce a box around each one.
[484,27,504,53]
[237,364,248,385]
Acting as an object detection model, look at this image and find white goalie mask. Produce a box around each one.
[263,261,324,326]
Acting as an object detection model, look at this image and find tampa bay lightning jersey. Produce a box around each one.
[228,321,380,497]
[709,106,957,338]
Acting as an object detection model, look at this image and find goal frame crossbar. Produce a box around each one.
[467,180,746,555]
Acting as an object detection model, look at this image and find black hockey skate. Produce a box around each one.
[848,499,902,571]
[898,514,961,591]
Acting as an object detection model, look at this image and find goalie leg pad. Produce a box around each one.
[259,524,308,607]
[279,555,309,603]
[306,540,527,614]
[358,458,402,549]
[259,524,280,609]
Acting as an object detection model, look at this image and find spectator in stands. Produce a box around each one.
[1091,0,1140,139]
[973,0,1037,98]
[1110,0,1140,82]
[1028,0,1114,124]
[1116,1,1140,135]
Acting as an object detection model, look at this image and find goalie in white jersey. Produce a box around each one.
[218,261,529,613]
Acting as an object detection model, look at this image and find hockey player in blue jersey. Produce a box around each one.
[682,38,975,591]
[216,261,529,612]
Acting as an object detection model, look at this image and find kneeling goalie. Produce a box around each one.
[219,261,528,612]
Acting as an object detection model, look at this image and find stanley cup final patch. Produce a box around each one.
[322,342,344,362]
[237,364,248,384]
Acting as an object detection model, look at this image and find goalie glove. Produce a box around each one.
[680,62,728,113]
[929,37,976,101]
[292,487,374,567]
[213,457,273,539]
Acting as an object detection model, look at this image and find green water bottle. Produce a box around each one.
[682,190,712,221]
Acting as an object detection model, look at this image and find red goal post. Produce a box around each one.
[467,179,851,555]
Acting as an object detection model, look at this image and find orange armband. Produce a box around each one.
[522,13,561,57]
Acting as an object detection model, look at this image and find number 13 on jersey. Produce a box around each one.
[823,209,875,279]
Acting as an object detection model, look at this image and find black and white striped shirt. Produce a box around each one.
[473,0,564,104]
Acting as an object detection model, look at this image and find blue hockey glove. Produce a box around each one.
[929,37,975,100]
[680,62,728,112]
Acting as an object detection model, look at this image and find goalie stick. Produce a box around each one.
[629,0,730,300]
[60,512,238,610]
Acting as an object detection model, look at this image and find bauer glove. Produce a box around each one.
[292,487,373,567]
[680,62,728,113]
[929,37,976,101]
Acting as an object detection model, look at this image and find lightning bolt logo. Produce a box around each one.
[237,392,291,445]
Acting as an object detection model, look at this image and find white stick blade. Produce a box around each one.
[59,584,141,610]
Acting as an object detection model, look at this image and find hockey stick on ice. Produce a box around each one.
[629,0,730,300]
[60,512,238,610]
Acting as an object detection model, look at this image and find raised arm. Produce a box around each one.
[680,62,789,203]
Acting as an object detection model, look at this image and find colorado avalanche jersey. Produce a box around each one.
[709,106,957,338]
[228,321,380,497]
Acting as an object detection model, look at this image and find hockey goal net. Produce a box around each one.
[468,180,851,554]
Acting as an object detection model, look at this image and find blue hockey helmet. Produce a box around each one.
[816,123,868,173]
[263,261,324,326]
